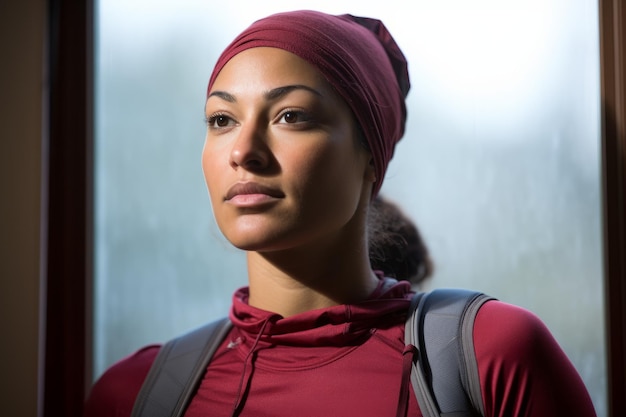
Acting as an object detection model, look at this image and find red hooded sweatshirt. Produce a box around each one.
[84,277,596,416]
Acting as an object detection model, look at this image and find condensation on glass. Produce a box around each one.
[95,1,605,415]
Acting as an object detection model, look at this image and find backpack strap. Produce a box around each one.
[131,317,233,417]
[405,288,495,417]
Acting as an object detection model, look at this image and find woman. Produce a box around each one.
[85,10,596,417]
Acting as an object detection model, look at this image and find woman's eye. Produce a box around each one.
[206,114,233,128]
[281,111,299,123]
[279,110,308,124]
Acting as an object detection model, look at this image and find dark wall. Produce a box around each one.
[0,0,45,416]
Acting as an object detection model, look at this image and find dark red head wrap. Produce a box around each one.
[207,10,410,197]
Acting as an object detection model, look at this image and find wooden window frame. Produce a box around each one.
[599,1,626,416]
[43,0,93,416]
[41,1,625,415]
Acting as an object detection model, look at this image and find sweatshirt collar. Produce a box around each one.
[229,276,413,346]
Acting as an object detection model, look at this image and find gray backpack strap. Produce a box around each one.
[405,288,495,417]
[131,317,233,417]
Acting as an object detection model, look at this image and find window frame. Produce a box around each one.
[43,0,94,415]
[599,1,626,416]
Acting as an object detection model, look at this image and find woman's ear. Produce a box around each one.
[364,157,377,183]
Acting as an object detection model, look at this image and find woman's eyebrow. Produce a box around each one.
[207,90,236,102]
[207,84,322,104]
[265,84,322,101]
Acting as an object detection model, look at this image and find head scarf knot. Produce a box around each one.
[207,10,410,197]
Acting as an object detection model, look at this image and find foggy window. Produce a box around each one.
[95,1,605,415]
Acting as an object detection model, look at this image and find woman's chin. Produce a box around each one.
[222,229,287,252]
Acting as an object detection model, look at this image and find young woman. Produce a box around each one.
[85,10,596,417]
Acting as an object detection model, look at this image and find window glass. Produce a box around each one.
[95,1,604,415]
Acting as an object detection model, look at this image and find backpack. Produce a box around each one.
[131,288,494,417]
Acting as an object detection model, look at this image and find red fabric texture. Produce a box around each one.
[84,345,159,417]
[206,10,410,197]
[186,279,416,417]
[84,281,597,417]
[473,302,597,417]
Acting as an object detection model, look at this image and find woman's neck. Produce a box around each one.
[245,238,378,318]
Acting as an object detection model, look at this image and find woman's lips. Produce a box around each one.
[225,182,284,207]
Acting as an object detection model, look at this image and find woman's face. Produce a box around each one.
[202,47,375,252]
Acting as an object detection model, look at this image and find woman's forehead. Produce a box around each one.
[209,47,332,98]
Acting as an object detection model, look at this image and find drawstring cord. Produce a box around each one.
[231,318,271,417]
[397,344,417,417]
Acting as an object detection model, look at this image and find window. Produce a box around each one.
[90,0,610,415]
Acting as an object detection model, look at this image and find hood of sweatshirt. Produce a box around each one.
[229,276,413,347]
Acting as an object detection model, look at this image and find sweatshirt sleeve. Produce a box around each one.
[473,301,597,417]
[83,345,160,417]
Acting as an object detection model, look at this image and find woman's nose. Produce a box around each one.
[229,124,270,171]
